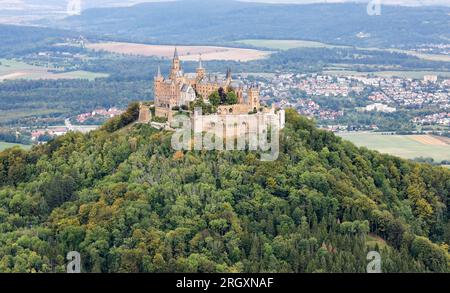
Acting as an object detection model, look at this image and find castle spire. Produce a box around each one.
[226,67,232,79]
[196,54,206,80]
[156,64,162,78]
[174,47,179,59]
[198,54,203,69]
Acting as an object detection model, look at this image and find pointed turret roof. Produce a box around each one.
[156,64,162,78]
[174,47,179,59]
[226,67,232,79]
[198,54,203,69]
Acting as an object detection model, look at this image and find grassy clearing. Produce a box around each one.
[0,141,32,152]
[366,234,388,249]
[235,39,343,50]
[337,132,450,164]
[0,59,108,81]
[0,109,69,124]
[51,71,109,80]
[381,48,450,63]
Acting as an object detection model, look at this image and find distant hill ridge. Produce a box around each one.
[48,0,450,48]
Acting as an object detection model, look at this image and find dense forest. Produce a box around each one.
[50,47,450,78]
[0,79,152,127]
[259,48,450,72]
[0,106,448,273]
[0,25,87,58]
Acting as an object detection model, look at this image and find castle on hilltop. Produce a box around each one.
[138,48,285,133]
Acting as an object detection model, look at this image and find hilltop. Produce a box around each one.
[0,104,448,272]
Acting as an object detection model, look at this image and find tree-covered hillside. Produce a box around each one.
[0,105,448,272]
[0,25,83,58]
[53,0,450,48]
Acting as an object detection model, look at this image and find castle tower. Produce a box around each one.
[196,54,206,80]
[225,67,232,88]
[154,65,164,108]
[170,47,181,80]
[237,85,244,104]
[138,103,152,123]
[247,84,260,111]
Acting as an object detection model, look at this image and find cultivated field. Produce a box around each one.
[0,59,109,81]
[337,132,450,164]
[86,42,271,62]
[409,135,448,146]
[236,39,343,50]
[0,141,31,152]
[236,39,450,62]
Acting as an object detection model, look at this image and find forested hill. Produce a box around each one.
[51,0,450,48]
[0,105,449,273]
[0,24,97,58]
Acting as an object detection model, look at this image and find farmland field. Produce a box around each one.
[236,39,450,62]
[86,42,271,62]
[0,141,32,152]
[0,59,109,81]
[337,132,450,164]
[235,39,344,50]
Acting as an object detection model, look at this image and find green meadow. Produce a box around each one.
[0,141,32,152]
[337,133,450,164]
[236,39,342,50]
[0,59,108,81]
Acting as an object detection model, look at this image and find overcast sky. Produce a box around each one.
[0,0,449,11]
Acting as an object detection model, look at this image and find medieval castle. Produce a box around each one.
[138,48,285,133]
